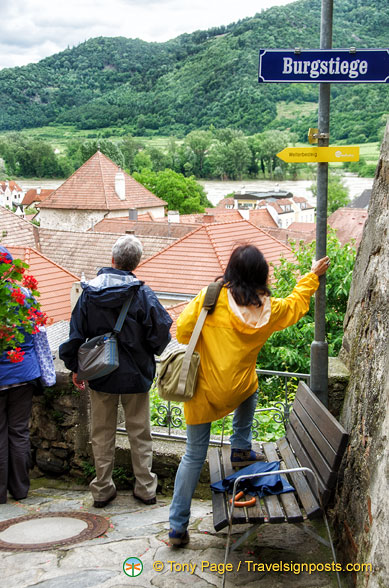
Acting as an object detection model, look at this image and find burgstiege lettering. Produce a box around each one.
[282,57,368,79]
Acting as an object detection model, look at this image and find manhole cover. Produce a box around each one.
[0,511,109,552]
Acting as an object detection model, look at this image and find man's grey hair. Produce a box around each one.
[112,235,143,271]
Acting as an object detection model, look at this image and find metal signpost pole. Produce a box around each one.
[310,0,333,406]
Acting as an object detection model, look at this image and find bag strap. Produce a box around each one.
[177,281,223,395]
[112,290,135,335]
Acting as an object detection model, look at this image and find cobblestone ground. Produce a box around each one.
[0,484,345,588]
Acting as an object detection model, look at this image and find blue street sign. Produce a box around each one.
[258,49,389,83]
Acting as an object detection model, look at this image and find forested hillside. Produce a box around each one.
[0,0,388,142]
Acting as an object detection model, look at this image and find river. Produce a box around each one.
[18,174,373,208]
[199,174,373,206]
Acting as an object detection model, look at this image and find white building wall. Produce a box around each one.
[39,209,106,231]
[40,205,166,231]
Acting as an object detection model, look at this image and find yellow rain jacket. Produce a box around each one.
[176,272,319,425]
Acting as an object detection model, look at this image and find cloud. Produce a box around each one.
[0,0,295,70]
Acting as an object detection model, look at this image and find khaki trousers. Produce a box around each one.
[89,388,157,502]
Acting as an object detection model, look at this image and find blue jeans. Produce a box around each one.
[169,389,258,533]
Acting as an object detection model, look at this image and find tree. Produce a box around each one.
[248,131,291,178]
[310,172,350,214]
[133,150,152,172]
[133,168,211,214]
[208,137,251,180]
[184,130,213,177]
[119,135,144,172]
[257,231,356,373]
[80,139,125,167]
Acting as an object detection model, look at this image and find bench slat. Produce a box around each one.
[208,448,229,531]
[292,396,341,469]
[247,497,266,524]
[285,426,331,506]
[277,436,322,519]
[294,381,348,454]
[288,411,337,488]
[221,446,248,525]
[262,442,303,523]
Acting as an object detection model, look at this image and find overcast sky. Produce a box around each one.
[0,0,297,71]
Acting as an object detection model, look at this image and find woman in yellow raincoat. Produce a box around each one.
[168,245,330,546]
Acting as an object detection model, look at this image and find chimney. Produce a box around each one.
[168,210,180,223]
[37,187,41,195]
[202,214,214,224]
[129,208,138,221]
[115,170,126,200]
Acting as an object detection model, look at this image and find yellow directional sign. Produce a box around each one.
[307,128,319,144]
[277,146,360,163]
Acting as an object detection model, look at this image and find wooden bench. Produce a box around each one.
[209,381,349,588]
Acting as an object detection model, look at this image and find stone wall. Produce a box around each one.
[29,371,185,493]
[333,124,389,587]
[328,356,350,419]
[30,372,90,479]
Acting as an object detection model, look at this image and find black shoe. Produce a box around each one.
[133,492,156,505]
[93,490,117,508]
[230,448,266,467]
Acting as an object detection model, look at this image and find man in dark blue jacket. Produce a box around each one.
[59,235,172,508]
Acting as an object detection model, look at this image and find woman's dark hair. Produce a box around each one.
[220,244,271,307]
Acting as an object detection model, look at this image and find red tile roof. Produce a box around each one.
[39,151,167,211]
[6,246,79,324]
[0,206,36,247]
[0,181,22,192]
[328,207,368,247]
[215,197,234,208]
[274,198,293,206]
[288,222,316,233]
[262,226,316,245]
[136,220,294,295]
[92,209,245,233]
[90,217,198,239]
[247,209,278,228]
[22,188,53,206]
[36,228,177,281]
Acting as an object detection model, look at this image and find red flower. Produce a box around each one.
[0,326,14,342]
[22,275,38,290]
[7,347,25,363]
[13,265,25,275]
[10,288,26,305]
[27,307,48,326]
[0,252,11,264]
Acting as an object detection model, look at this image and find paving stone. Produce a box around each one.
[0,488,339,588]
[32,500,84,512]
[0,503,27,522]
[29,570,118,587]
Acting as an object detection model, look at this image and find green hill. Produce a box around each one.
[0,0,388,142]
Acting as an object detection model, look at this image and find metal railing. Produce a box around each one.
[117,369,310,445]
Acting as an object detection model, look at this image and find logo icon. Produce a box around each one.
[123,556,143,577]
